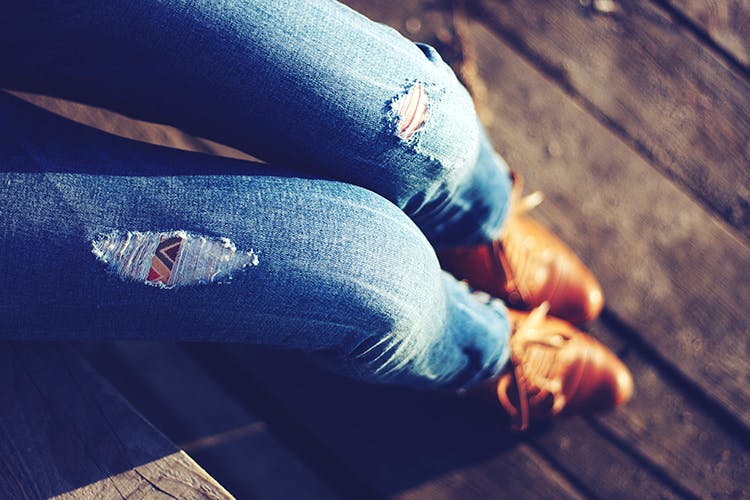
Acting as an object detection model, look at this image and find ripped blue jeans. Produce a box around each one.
[0,0,513,390]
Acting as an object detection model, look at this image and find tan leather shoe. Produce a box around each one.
[474,303,633,431]
[438,174,604,324]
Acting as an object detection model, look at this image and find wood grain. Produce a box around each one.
[79,342,337,500]
[53,451,228,500]
[592,319,750,498]
[202,343,584,500]
[461,12,750,431]
[666,0,750,69]
[0,343,232,499]
[472,0,750,238]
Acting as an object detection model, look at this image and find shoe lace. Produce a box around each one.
[509,173,544,216]
[497,302,570,431]
[511,189,544,216]
[496,186,545,302]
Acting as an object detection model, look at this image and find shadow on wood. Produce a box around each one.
[190,343,581,499]
[0,343,230,498]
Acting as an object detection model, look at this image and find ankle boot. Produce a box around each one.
[473,303,633,431]
[438,173,604,324]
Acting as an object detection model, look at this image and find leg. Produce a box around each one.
[1,0,512,247]
[0,92,509,390]
[1,3,631,425]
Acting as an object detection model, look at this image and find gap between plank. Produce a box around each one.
[468,2,750,246]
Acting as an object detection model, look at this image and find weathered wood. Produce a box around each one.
[199,343,584,500]
[665,0,750,69]
[592,319,750,498]
[78,342,337,500]
[52,451,226,500]
[470,7,749,491]
[458,11,750,431]
[472,0,750,238]
[0,343,231,499]
[394,448,584,500]
[526,415,685,499]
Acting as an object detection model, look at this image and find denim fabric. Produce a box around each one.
[1,0,513,247]
[0,0,514,389]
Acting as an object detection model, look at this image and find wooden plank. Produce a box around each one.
[591,319,750,498]
[466,13,749,496]
[198,343,584,500]
[665,0,750,69]
[525,415,685,499]
[471,0,750,238]
[78,342,338,500]
[395,449,585,500]
[458,10,750,431]
[53,451,225,500]
[0,343,231,499]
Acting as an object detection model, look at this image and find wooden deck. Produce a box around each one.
[3,0,748,498]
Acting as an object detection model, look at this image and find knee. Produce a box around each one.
[345,269,451,388]
[348,212,454,385]
[382,46,482,210]
[320,191,449,378]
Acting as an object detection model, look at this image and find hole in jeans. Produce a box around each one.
[394,83,428,140]
[92,230,258,288]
